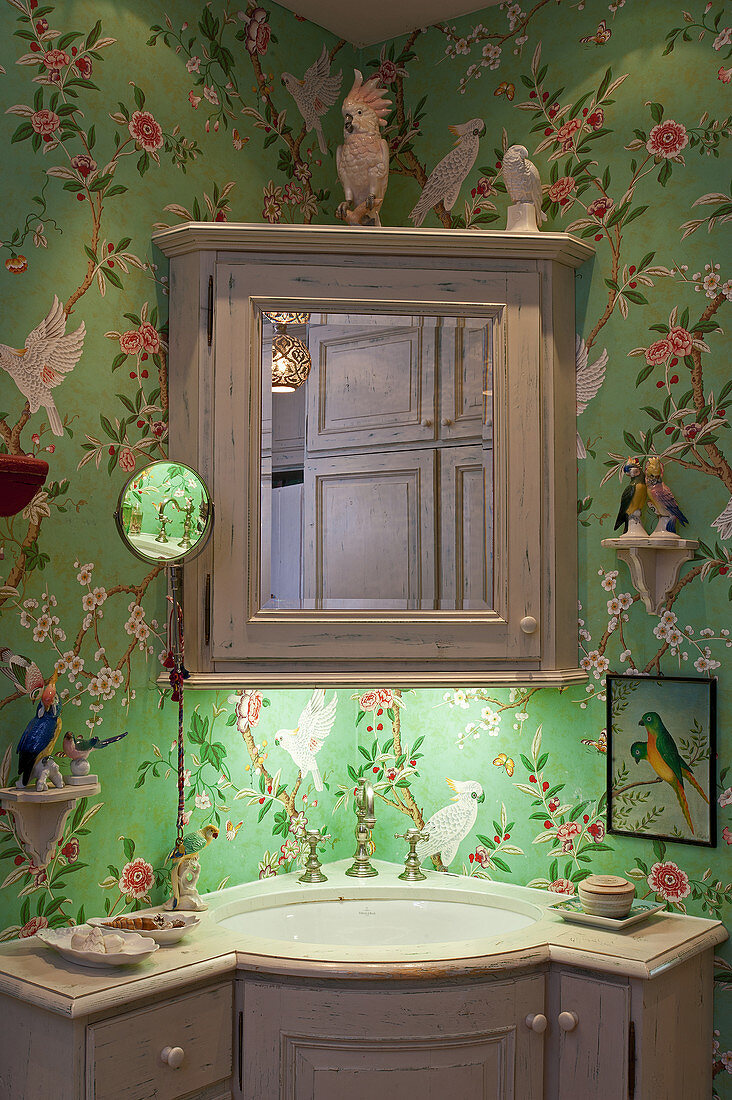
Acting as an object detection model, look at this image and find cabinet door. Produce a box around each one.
[440,443,493,609]
[552,971,630,1100]
[240,973,545,1100]
[439,315,493,443]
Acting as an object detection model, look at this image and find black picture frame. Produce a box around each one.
[606,674,717,848]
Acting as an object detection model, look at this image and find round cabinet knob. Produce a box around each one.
[421,418,432,428]
[525,1013,548,1034]
[520,615,538,634]
[558,1011,579,1032]
[441,417,453,427]
[161,1045,185,1069]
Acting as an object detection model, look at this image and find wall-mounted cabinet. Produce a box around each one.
[153,223,593,685]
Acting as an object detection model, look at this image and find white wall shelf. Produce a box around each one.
[601,536,698,616]
[0,781,101,868]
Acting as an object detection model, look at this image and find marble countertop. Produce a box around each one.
[0,861,725,1018]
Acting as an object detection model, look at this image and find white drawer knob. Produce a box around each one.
[520,615,538,634]
[421,418,432,428]
[558,1011,579,1032]
[442,417,453,427]
[161,1045,185,1069]
[525,1013,547,1033]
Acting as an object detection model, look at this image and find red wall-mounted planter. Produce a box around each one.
[0,453,49,517]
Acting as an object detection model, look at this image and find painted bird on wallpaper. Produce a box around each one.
[0,647,45,700]
[575,335,608,458]
[614,456,648,536]
[167,824,219,909]
[416,778,485,868]
[409,119,485,227]
[336,70,391,227]
[274,689,337,792]
[16,670,62,788]
[281,43,343,156]
[645,455,688,535]
[632,711,708,834]
[0,295,85,437]
[502,144,546,226]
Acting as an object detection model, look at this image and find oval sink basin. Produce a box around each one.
[218,895,538,947]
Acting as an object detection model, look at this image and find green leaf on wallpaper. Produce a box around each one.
[624,291,648,305]
[355,709,365,726]
[358,746,372,761]
[624,205,648,225]
[623,430,644,452]
[657,160,672,187]
[492,857,511,873]
[652,839,666,861]
[536,753,549,770]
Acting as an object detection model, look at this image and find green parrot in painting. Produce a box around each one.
[631,711,709,835]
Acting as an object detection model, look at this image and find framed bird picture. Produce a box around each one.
[606,674,717,848]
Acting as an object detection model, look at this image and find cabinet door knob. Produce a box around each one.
[558,1011,579,1032]
[520,615,538,634]
[161,1045,185,1069]
[525,1013,548,1034]
[441,417,453,427]
[421,418,432,428]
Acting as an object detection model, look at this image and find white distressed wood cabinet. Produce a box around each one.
[152,223,594,686]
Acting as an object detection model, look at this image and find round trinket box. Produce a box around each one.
[578,874,635,918]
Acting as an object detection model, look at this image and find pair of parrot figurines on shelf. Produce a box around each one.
[0,648,127,792]
[614,456,689,540]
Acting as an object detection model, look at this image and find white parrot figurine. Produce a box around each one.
[502,144,546,227]
[274,689,337,791]
[281,44,343,156]
[575,334,608,458]
[416,778,485,868]
[409,118,485,227]
[336,70,391,227]
[0,296,85,436]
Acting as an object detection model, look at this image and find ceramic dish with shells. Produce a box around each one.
[88,910,200,945]
[36,924,159,968]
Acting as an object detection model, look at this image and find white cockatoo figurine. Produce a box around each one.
[409,118,485,227]
[415,778,485,869]
[502,144,546,232]
[274,689,337,791]
[336,70,391,227]
[281,44,343,156]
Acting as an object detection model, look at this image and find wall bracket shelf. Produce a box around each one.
[601,536,698,616]
[0,781,101,868]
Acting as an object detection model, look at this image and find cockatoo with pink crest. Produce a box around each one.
[336,70,391,227]
[281,44,342,156]
[274,689,337,791]
[415,778,485,868]
[0,296,84,436]
[409,119,485,227]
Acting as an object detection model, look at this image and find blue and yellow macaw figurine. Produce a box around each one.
[16,670,63,790]
[166,824,219,909]
[645,456,688,536]
[614,456,647,537]
[631,711,709,835]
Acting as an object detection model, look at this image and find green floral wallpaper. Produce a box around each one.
[0,0,730,1088]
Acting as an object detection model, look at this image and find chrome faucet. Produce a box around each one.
[345,778,377,878]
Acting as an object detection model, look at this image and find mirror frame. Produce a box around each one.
[113,460,214,566]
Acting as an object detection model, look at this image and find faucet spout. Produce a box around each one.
[345,778,378,878]
[355,778,375,828]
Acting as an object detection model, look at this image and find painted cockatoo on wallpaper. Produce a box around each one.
[416,778,485,868]
[274,689,337,792]
[281,44,343,156]
[575,334,608,458]
[409,118,485,227]
[336,70,391,227]
[0,296,85,437]
[502,144,546,226]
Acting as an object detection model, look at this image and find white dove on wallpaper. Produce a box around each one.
[274,689,337,791]
[281,44,342,156]
[575,334,608,458]
[409,118,485,227]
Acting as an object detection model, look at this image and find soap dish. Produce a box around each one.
[547,898,665,930]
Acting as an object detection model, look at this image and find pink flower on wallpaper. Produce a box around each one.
[471,846,492,868]
[119,857,154,898]
[549,878,575,895]
[646,119,688,159]
[587,196,614,220]
[119,330,143,355]
[719,67,732,84]
[245,8,271,55]
[556,117,581,149]
[75,56,93,79]
[588,821,605,841]
[118,447,136,473]
[587,107,604,129]
[283,181,304,205]
[723,826,732,845]
[138,321,160,353]
[186,56,201,73]
[376,688,394,707]
[235,689,264,729]
[31,108,60,135]
[71,153,97,178]
[189,90,202,109]
[43,48,70,69]
[645,337,672,366]
[262,182,281,224]
[128,110,164,153]
[548,176,576,204]
[647,860,690,902]
[19,915,48,937]
[377,59,399,84]
[668,326,693,356]
[556,821,581,842]
[61,838,80,862]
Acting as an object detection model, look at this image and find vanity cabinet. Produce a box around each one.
[153,223,594,685]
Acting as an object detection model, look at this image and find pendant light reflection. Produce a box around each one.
[268,313,312,393]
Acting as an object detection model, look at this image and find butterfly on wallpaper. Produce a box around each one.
[579,19,612,45]
[581,730,607,754]
[225,819,243,840]
[493,752,515,776]
[494,81,515,100]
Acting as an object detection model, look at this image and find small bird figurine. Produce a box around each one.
[281,44,343,156]
[415,778,485,868]
[632,711,709,835]
[167,824,219,910]
[645,456,688,536]
[275,689,337,792]
[614,456,648,537]
[502,144,546,229]
[0,647,45,700]
[62,730,128,777]
[16,671,62,789]
[0,296,85,436]
[409,119,485,227]
[336,70,391,227]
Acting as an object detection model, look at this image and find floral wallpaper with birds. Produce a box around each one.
[0,0,730,1090]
